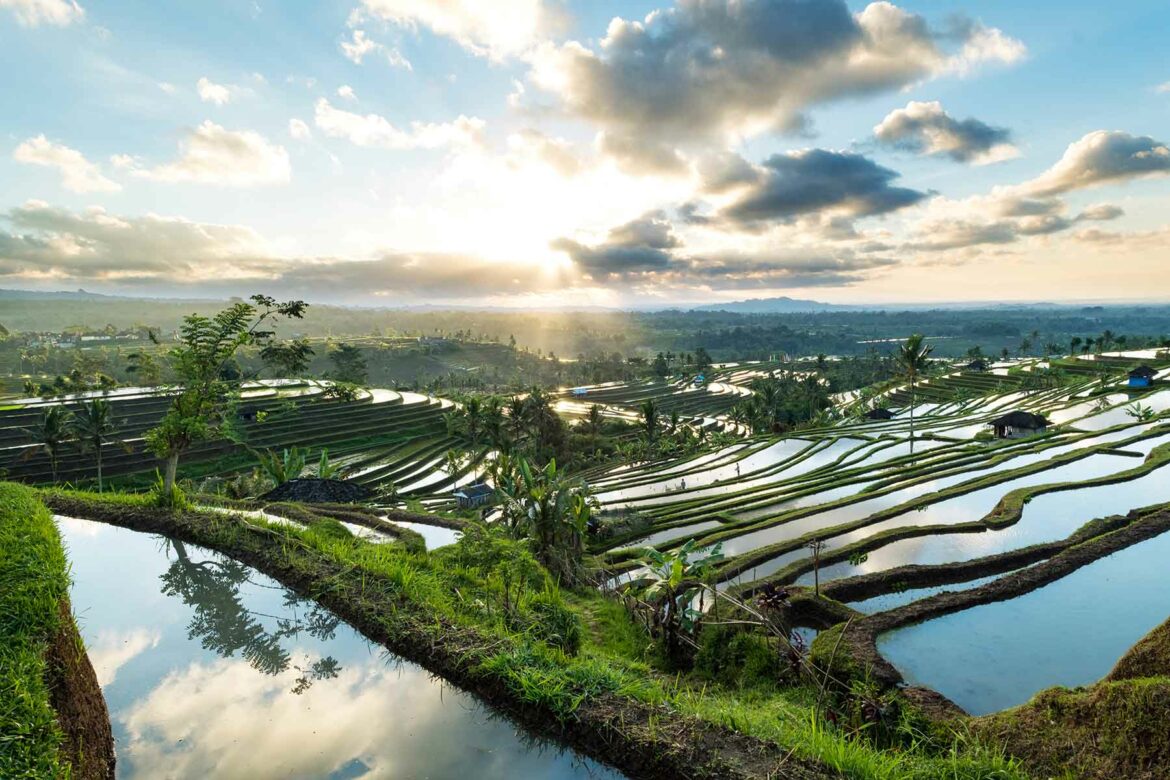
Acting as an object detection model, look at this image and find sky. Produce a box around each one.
[1,0,1168,308]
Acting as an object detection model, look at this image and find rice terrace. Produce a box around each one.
[4,1,1170,778]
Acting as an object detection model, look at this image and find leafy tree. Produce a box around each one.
[652,352,670,377]
[328,343,368,384]
[896,334,933,453]
[693,347,712,370]
[146,295,307,500]
[260,339,315,377]
[71,398,126,492]
[22,405,75,483]
[583,403,605,436]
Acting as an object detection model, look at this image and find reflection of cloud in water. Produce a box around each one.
[55,514,105,538]
[120,651,589,779]
[88,628,161,686]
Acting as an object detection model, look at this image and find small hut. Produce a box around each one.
[865,407,895,421]
[989,411,1049,439]
[453,482,494,509]
[1128,365,1157,389]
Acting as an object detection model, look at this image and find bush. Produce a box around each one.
[694,624,781,688]
[513,589,582,655]
[305,518,354,544]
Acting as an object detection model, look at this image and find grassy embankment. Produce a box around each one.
[0,483,113,779]
[44,486,1025,780]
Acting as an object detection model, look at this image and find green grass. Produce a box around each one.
[0,483,70,779]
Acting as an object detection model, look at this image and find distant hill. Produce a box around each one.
[692,296,848,313]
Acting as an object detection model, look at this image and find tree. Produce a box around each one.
[631,539,724,658]
[124,349,164,385]
[328,343,367,384]
[652,352,670,377]
[260,339,315,377]
[640,398,660,441]
[71,398,124,492]
[23,405,74,483]
[146,295,307,500]
[496,457,593,585]
[694,347,712,370]
[584,404,605,436]
[895,334,933,454]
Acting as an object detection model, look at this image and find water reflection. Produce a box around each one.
[58,517,624,779]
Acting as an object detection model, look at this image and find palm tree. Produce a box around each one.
[639,399,659,441]
[71,398,123,492]
[23,405,75,483]
[896,334,933,454]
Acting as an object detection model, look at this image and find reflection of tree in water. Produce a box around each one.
[160,540,342,693]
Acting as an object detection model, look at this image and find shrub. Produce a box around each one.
[694,624,781,688]
[514,590,582,655]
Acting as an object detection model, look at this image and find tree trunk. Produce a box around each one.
[96,444,103,493]
[909,377,916,456]
[164,452,179,494]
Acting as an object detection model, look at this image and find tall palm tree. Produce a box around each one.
[896,334,933,454]
[639,399,659,441]
[72,398,124,492]
[23,405,75,483]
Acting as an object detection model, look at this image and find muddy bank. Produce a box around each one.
[45,493,834,780]
[44,598,116,779]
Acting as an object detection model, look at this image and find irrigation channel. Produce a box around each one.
[59,516,624,779]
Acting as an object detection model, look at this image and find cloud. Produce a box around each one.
[196,77,233,105]
[131,121,291,186]
[288,118,311,140]
[87,628,160,687]
[1021,130,1170,196]
[505,129,580,176]
[713,150,926,226]
[157,81,177,94]
[313,99,484,151]
[1,0,84,26]
[13,135,121,193]
[0,202,566,297]
[552,211,680,276]
[1157,81,1170,94]
[336,84,356,101]
[526,0,1024,170]
[340,29,412,69]
[352,0,552,60]
[1076,203,1124,222]
[874,101,1018,164]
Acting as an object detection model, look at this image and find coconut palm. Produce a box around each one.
[639,398,660,441]
[71,398,125,492]
[23,405,75,483]
[896,334,933,454]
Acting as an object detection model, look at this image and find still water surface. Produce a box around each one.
[58,516,624,779]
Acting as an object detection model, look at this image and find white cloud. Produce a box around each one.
[525,1,1025,171]
[336,84,356,101]
[157,81,176,94]
[340,28,414,69]
[288,118,311,140]
[13,135,121,193]
[1157,81,1170,94]
[196,76,233,105]
[132,121,291,187]
[313,99,484,151]
[0,0,84,26]
[352,0,550,60]
[1022,130,1170,197]
[87,628,161,687]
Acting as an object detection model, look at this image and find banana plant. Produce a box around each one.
[254,446,308,486]
[631,538,724,656]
